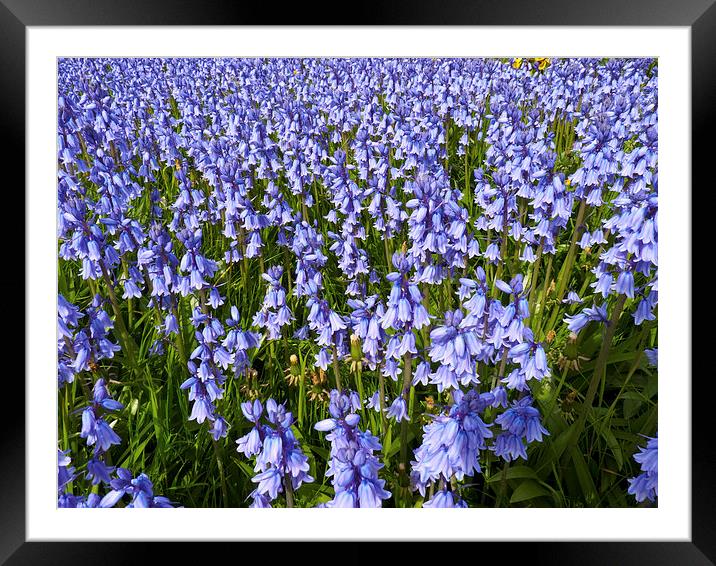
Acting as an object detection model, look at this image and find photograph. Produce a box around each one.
[56,56,659,510]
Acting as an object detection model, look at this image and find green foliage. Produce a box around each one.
[58,59,657,509]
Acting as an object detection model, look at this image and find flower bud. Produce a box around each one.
[288,354,301,378]
[349,334,362,361]
[563,332,580,359]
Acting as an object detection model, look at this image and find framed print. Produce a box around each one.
[5,0,712,563]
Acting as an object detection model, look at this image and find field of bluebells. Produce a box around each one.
[57,57,658,509]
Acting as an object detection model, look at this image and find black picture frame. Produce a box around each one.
[5,1,710,563]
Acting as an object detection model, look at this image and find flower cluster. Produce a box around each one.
[57,57,658,509]
[99,469,176,508]
[411,388,494,505]
[314,390,391,507]
[57,295,119,387]
[492,395,549,462]
[627,433,658,503]
[236,398,313,507]
[254,266,293,340]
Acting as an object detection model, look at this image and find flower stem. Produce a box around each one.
[378,365,388,439]
[533,255,553,339]
[491,347,509,391]
[212,439,229,508]
[355,363,368,426]
[543,198,587,334]
[543,365,571,424]
[100,264,138,369]
[496,461,511,507]
[331,343,342,392]
[284,473,295,508]
[563,294,626,464]
[399,351,413,475]
[527,243,544,318]
[298,362,305,429]
[171,300,187,364]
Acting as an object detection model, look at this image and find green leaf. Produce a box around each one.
[623,398,642,419]
[570,448,598,505]
[307,444,329,462]
[236,460,255,479]
[383,427,393,460]
[486,465,538,483]
[509,480,550,504]
[598,421,624,470]
[542,427,573,465]
[645,372,658,399]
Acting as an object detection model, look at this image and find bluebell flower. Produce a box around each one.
[253,266,294,340]
[386,396,409,422]
[633,290,657,325]
[58,295,120,386]
[180,307,242,431]
[314,389,391,507]
[492,395,548,462]
[423,487,468,508]
[86,457,115,485]
[562,291,583,304]
[411,388,492,496]
[223,305,262,375]
[210,416,230,441]
[564,302,609,334]
[627,433,658,503]
[80,378,124,455]
[58,449,76,493]
[237,398,313,507]
[56,56,656,510]
[428,309,481,391]
[100,468,177,508]
[365,391,384,412]
[506,328,551,387]
[380,252,430,333]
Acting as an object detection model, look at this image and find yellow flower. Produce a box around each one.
[512,58,523,69]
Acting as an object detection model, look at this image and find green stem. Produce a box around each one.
[562,294,627,465]
[421,284,431,348]
[399,351,413,483]
[171,300,188,364]
[378,366,388,439]
[492,215,510,294]
[284,473,295,508]
[122,260,133,330]
[491,347,509,391]
[496,461,511,507]
[544,198,587,333]
[542,364,572,426]
[384,237,392,271]
[464,140,472,216]
[212,439,229,508]
[533,255,554,339]
[99,264,138,369]
[604,324,652,419]
[527,243,544,318]
[444,119,450,172]
[298,361,305,429]
[331,343,342,392]
[355,363,368,426]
